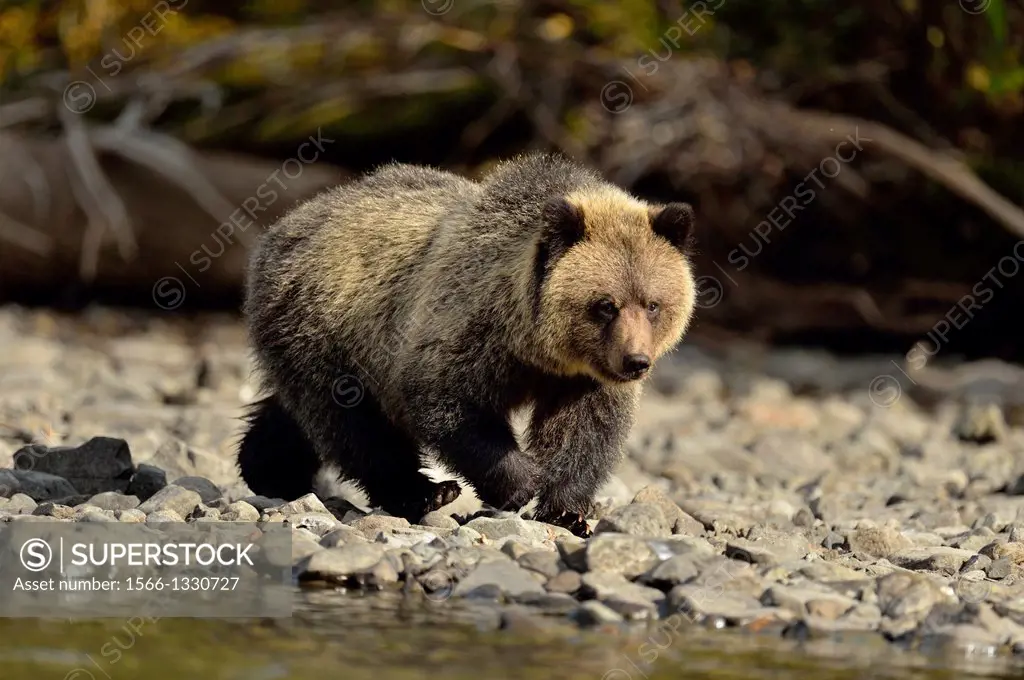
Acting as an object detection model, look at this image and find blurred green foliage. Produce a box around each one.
[0,0,1021,152]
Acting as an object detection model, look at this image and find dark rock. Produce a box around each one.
[0,469,78,501]
[171,476,222,504]
[321,496,365,520]
[127,464,167,502]
[53,494,94,507]
[14,437,133,494]
[241,495,287,513]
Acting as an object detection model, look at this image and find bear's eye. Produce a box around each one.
[591,299,618,322]
[647,301,660,317]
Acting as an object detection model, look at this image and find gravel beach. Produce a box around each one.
[2,304,1024,663]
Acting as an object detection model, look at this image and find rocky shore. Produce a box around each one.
[2,305,1024,663]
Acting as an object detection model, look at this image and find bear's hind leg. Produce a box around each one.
[420,403,539,513]
[237,395,322,500]
[328,392,462,520]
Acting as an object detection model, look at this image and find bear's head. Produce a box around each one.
[536,187,697,385]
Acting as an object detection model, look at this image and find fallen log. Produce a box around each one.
[0,131,346,306]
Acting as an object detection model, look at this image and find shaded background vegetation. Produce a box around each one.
[1,0,1023,363]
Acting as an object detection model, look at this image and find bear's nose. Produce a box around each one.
[622,353,651,375]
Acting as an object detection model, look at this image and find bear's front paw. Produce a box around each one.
[535,509,592,538]
[485,482,537,513]
[426,480,462,512]
[476,454,540,512]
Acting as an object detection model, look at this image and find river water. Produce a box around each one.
[0,589,1019,680]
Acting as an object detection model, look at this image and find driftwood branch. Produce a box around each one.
[0,211,53,257]
[791,110,1024,241]
[89,126,245,243]
[59,108,137,279]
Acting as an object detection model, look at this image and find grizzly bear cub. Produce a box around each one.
[238,153,697,536]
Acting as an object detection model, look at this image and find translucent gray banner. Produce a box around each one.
[0,522,294,617]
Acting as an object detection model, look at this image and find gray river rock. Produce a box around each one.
[1,306,1023,670]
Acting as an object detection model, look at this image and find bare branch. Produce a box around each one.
[0,98,50,128]
[21,154,52,226]
[59,107,137,279]
[0,210,53,256]
[89,125,242,241]
[790,109,1024,241]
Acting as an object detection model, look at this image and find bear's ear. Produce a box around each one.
[650,202,696,251]
[541,196,586,247]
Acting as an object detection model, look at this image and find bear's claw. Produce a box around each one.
[426,480,462,512]
[537,510,592,538]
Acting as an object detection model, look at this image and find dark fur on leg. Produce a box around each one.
[423,403,539,512]
[290,380,462,521]
[528,380,638,537]
[241,156,697,534]
[237,395,321,500]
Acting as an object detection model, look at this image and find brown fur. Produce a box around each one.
[539,186,696,382]
[237,153,697,535]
